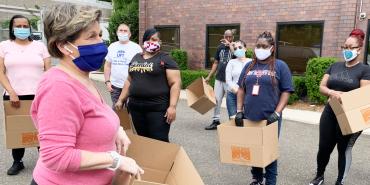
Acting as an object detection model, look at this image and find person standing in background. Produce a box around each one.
[205,30,235,130]
[115,28,181,142]
[225,40,251,119]
[104,24,142,106]
[0,15,51,176]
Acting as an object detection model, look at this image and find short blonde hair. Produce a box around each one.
[43,4,102,58]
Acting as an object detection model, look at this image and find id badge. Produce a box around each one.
[252,85,260,96]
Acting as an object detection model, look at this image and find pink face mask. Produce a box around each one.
[144,41,160,53]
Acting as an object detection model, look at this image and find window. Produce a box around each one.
[365,20,370,65]
[155,26,180,53]
[206,24,240,68]
[277,22,324,74]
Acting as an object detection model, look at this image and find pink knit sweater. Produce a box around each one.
[31,68,119,185]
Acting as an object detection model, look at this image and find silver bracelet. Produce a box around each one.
[107,151,121,171]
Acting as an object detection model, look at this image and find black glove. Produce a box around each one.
[267,111,280,125]
[235,112,244,127]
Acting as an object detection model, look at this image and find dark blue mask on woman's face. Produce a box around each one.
[66,42,108,72]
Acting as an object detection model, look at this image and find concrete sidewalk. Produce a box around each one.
[90,72,370,135]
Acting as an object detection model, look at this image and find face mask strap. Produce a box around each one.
[64,42,77,60]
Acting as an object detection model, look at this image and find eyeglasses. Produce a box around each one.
[341,45,359,50]
[233,46,244,50]
[256,44,271,49]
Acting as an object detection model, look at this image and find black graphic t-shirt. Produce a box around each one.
[128,52,179,104]
[215,44,234,82]
[326,62,370,92]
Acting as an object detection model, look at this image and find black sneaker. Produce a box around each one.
[309,175,324,185]
[335,181,343,185]
[7,161,24,175]
[205,120,220,130]
[250,179,264,185]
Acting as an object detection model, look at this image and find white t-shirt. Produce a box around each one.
[105,41,142,88]
[225,58,252,92]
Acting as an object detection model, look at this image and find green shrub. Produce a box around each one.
[288,93,300,105]
[170,49,188,70]
[305,57,337,104]
[108,0,139,43]
[288,76,307,104]
[180,70,215,89]
[246,48,254,58]
[293,76,307,98]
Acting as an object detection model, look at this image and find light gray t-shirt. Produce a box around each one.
[105,41,142,88]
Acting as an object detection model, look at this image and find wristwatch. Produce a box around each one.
[105,80,111,85]
[107,151,121,171]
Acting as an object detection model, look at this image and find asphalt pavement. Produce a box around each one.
[1,81,370,185]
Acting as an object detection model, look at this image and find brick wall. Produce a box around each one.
[140,0,369,69]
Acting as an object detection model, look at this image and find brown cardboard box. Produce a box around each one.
[329,85,370,135]
[217,120,278,168]
[3,100,38,149]
[115,108,133,131]
[123,133,204,185]
[186,77,216,114]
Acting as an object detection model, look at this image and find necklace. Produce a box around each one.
[345,61,360,68]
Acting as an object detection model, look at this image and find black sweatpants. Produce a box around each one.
[128,100,170,142]
[3,95,35,163]
[316,105,361,184]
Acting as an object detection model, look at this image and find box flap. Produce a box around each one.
[186,78,204,106]
[340,85,370,111]
[115,108,132,130]
[201,77,216,104]
[165,147,204,185]
[126,133,180,174]
[189,97,216,115]
[4,100,33,115]
[329,98,345,115]
[243,120,267,127]
[138,167,169,184]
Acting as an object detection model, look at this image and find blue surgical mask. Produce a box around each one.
[65,42,108,72]
[342,49,358,62]
[13,28,31,40]
[234,48,246,58]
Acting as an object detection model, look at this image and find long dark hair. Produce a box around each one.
[241,31,277,89]
[9,15,32,41]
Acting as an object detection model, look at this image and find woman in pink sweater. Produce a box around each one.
[30,4,143,185]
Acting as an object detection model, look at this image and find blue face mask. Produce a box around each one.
[13,28,31,40]
[342,49,358,62]
[234,48,246,58]
[65,42,108,72]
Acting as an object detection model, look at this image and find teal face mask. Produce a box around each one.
[13,28,31,40]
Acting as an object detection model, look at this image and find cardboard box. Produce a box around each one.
[329,85,370,135]
[115,108,133,131]
[217,120,278,168]
[3,100,38,149]
[123,133,204,185]
[186,77,216,114]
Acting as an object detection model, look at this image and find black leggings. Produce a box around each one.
[316,105,362,184]
[128,100,170,142]
[4,95,35,162]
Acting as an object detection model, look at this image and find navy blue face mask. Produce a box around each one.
[65,42,108,72]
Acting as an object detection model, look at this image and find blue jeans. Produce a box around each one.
[226,91,237,118]
[251,117,282,185]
